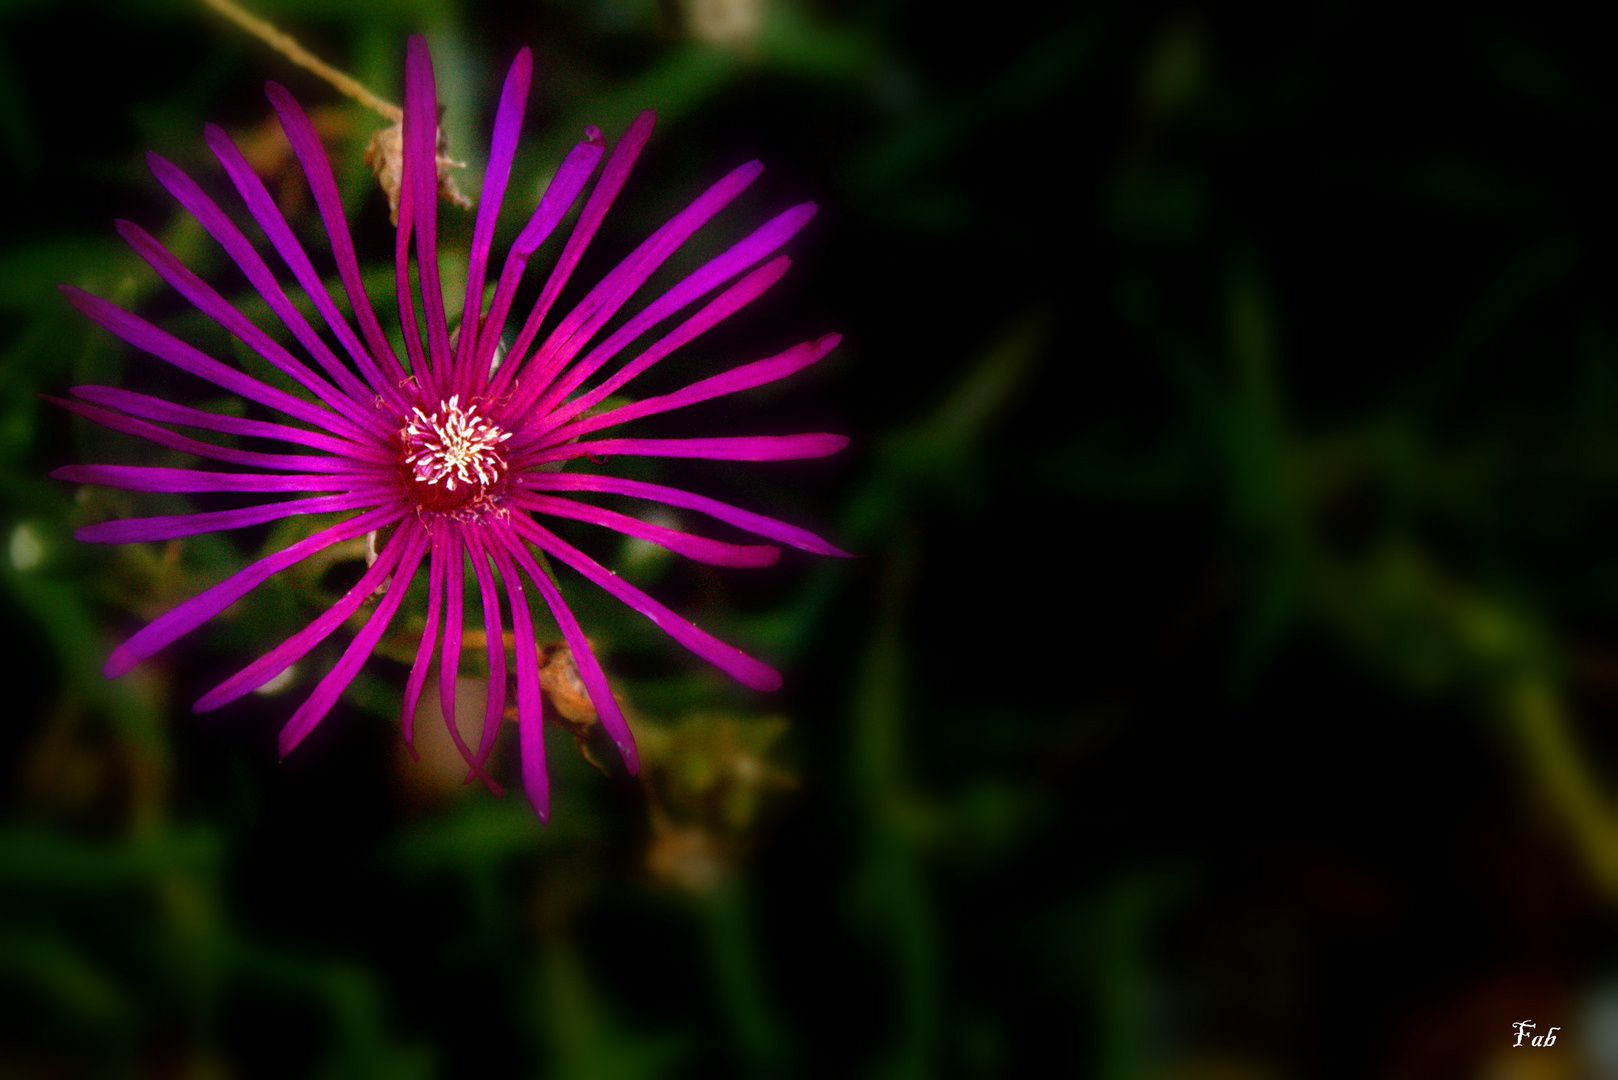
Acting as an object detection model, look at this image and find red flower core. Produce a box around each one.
[397,395,512,515]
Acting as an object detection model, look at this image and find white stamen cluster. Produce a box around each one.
[400,395,512,492]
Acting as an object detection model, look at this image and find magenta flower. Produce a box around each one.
[53,35,846,818]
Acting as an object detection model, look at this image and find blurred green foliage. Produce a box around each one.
[3,1,1618,1077]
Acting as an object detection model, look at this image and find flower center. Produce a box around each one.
[398,395,512,515]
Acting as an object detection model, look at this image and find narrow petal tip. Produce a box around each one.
[195,673,256,712]
[276,721,309,760]
[104,650,137,679]
[613,730,643,776]
[747,665,784,693]
[144,152,189,193]
[526,792,551,823]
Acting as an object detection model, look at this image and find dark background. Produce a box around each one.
[1,0,1614,1076]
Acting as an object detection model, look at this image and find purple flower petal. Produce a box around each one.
[394,195,435,403]
[53,464,389,494]
[402,34,453,392]
[48,394,374,474]
[532,433,849,465]
[401,519,449,754]
[509,512,781,693]
[453,47,532,395]
[501,159,764,415]
[70,385,388,460]
[204,124,398,415]
[277,525,431,757]
[532,333,841,451]
[509,491,779,567]
[76,492,384,545]
[60,286,372,443]
[115,219,380,432]
[142,155,393,439]
[519,472,851,556]
[437,520,465,738]
[470,133,604,395]
[421,525,506,790]
[537,255,792,436]
[485,110,655,403]
[485,527,550,820]
[266,81,411,403]
[524,203,817,423]
[495,521,640,774]
[105,501,407,678]
[437,523,495,780]
[464,531,508,767]
[196,518,426,711]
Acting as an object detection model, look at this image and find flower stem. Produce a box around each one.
[199,0,402,122]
